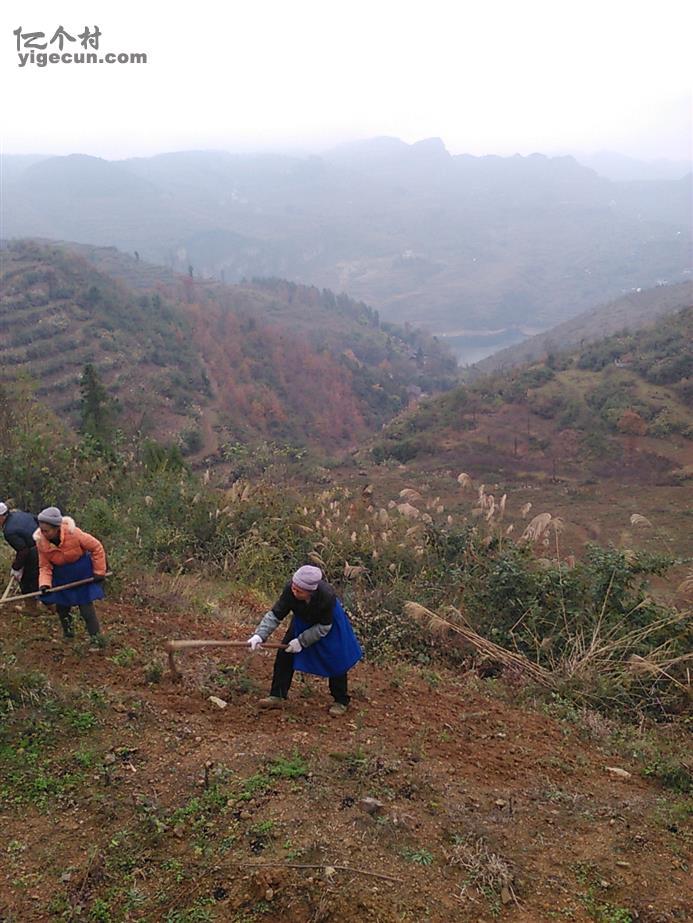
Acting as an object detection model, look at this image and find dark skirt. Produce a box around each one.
[42,553,105,607]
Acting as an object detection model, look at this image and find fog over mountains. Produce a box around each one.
[2,138,691,360]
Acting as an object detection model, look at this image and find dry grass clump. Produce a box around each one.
[446,836,516,905]
[676,570,693,604]
[559,604,692,694]
[404,602,553,687]
[0,666,53,712]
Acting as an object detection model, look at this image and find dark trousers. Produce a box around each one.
[19,547,39,596]
[270,627,349,705]
[57,603,100,637]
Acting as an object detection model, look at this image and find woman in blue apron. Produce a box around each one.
[34,507,107,641]
[248,565,362,716]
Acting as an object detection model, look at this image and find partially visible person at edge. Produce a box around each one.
[34,507,107,642]
[247,565,362,716]
[0,501,40,612]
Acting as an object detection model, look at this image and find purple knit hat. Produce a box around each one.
[292,565,322,592]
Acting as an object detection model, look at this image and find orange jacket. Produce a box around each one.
[34,517,107,588]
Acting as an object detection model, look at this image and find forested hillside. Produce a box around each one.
[373,307,693,484]
[0,240,458,453]
[472,281,693,374]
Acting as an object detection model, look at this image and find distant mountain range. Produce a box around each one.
[2,140,690,349]
[571,151,691,183]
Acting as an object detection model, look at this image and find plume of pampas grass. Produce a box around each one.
[520,502,532,518]
[520,512,552,543]
[630,513,652,527]
[457,473,472,489]
[307,551,325,568]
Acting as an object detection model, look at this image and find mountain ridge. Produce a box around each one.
[3,140,689,343]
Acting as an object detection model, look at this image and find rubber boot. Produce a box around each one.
[23,598,41,617]
[80,603,101,637]
[57,606,74,639]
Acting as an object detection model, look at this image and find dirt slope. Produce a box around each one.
[0,597,690,922]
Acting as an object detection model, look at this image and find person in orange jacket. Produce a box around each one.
[34,507,107,641]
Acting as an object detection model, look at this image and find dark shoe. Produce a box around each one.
[258,696,285,709]
[328,702,348,717]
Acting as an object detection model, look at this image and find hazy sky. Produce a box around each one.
[2,0,691,161]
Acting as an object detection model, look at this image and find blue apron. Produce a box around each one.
[292,599,362,678]
[42,553,105,607]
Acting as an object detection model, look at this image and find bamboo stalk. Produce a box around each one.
[1,578,15,601]
[0,572,112,605]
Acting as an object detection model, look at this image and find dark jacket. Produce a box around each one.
[2,509,38,571]
[255,579,337,647]
[272,579,336,627]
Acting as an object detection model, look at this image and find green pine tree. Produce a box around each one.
[79,363,116,454]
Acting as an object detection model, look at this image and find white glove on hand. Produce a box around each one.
[247,634,264,651]
[285,638,302,654]
[10,568,23,580]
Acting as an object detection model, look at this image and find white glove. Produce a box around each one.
[10,568,23,580]
[285,638,302,654]
[247,634,264,651]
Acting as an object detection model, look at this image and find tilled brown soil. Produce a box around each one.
[1,600,690,922]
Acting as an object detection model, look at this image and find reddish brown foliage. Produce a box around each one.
[185,301,366,443]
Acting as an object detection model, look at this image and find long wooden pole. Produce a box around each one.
[164,639,287,652]
[0,572,113,605]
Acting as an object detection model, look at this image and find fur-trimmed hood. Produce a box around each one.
[33,516,76,543]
